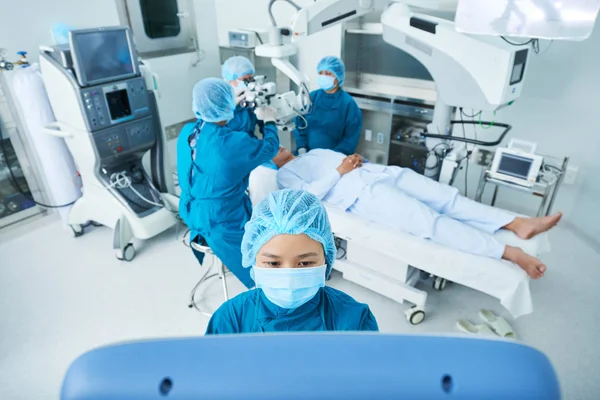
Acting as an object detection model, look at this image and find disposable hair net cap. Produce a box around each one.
[52,23,73,45]
[222,56,256,81]
[192,77,236,122]
[317,56,345,86]
[242,189,337,277]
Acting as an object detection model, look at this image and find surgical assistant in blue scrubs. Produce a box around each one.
[205,189,378,333]
[222,56,263,138]
[293,56,362,156]
[177,78,279,288]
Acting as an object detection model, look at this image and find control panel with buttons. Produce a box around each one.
[93,116,155,166]
[80,76,150,132]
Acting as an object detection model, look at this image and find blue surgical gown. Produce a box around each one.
[227,106,263,138]
[205,287,379,334]
[293,89,362,156]
[177,121,279,288]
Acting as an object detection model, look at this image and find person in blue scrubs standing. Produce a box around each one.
[177,78,279,288]
[293,56,362,156]
[205,189,379,334]
[222,56,263,138]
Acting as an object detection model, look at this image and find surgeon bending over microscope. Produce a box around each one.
[271,148,562,279]
[178,78,279,289]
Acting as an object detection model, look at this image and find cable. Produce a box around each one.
[471,113,478,143]
[459,108,470,197]
[421,120,511,146]
[0,126,78,208]
[283,97,308,129]
[478,112,496,129]
[543,164,562,173]
[461,109,482,118]
[500,36,541,54]
[294,110,308,129]
[538,40,554,55]
[249,30,264,45]
[431,142,451,153]
[424,142,451,171]
[107,171,179,214]
[501,36,534,46]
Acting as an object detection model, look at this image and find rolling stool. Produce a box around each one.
[188,240,229,317]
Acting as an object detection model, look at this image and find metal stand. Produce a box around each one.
[475,156,569,217]
[188,242,229,317]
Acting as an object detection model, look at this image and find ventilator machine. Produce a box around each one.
[39,27,177,261]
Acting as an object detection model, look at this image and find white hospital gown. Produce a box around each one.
[277,149,514,259]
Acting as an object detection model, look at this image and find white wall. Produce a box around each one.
[0,0,120,62]
[214,0,342,89]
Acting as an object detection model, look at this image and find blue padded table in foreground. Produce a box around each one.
[61,333,560,400]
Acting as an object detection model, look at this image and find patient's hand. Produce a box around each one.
[337,154,363,175]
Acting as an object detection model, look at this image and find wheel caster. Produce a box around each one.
[405,306,425,325]
[433,276,447,291]
[188,303,193,309]
[70,224,84,238]
[116,244,136,262]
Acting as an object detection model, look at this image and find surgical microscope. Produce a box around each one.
[236,59,313,136]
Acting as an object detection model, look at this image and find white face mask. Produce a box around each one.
[317,75,336,90]
[253,265,327,309]
[236,80,247,90]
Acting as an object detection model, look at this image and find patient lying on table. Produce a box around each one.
[272,148,562,279]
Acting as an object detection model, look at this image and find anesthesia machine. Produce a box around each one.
[39,27,176,261]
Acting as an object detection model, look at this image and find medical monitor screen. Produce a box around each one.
[497,153,532,180]
[71,29,135,86]
[106,89,132,121]
[510,49,528,85]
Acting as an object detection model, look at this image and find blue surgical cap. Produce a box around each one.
[52,23,73,45]
[242,189,337,277]
[192,77,236,122]
[221,56,255,81]
[317,56,345,86]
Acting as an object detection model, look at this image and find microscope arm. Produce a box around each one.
[289,0,457,38]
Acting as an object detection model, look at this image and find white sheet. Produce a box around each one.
[248,166,550,318]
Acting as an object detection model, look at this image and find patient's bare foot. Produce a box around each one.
[503,246,546,279]
[505,212,563,240]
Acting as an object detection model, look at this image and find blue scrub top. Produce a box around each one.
[205,287,379,334]
[227,106,264,139]
[293,89,362,155]
[177,120,279,236]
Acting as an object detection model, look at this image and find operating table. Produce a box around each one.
[249,166,550,324]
